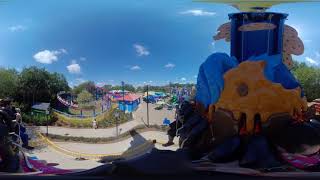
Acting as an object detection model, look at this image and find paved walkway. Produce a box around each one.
[39,102,175,138]
[133,101,176,125]
[29,103,178,170]
[29,131,178,170]
[39,119,141,138]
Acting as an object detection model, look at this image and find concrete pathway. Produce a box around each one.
[28,103,178,170]
[51,131,178,154]
[39,119,141,138]
[29,148,102,170]
[29,131,178,170]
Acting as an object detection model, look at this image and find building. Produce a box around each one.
[116,94,141,112]
[31,102,51,122]
[143,91,167,102]
[31,102,50,115]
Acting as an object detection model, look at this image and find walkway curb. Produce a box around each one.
[37,132,160,160]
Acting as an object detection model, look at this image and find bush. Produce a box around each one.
[22,113,56,126]
[53,107,133,128]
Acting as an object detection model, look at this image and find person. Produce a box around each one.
[15,108,33,150]
[92,118,97,129]
[0,98,34,150]
[162,101,194,147]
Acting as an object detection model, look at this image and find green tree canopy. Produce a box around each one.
[48,72,70,101]
[102,84,112,91]
[14,66,69,110]
[0,68,19,99]
[76,90,94,109]
[111,84,136,92]
[72,81,96,95]
[18,66,51,104]
[292,62,320,101]
[135,83,196,93]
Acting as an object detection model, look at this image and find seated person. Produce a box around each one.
[163,100,207,148]
[0,98,33,150]
[163,101,194,147]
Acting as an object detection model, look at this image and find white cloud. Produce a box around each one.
[316,52,320,58]
[8,25,27,32]
[305,57,319,66]
[79,57,86,61]
[67,60,81,74]
[130,65,141,71]
[33,49,67,64]
[133,44,150,56]
[142,80,153,85]
[181,77,186,81]
[194,75,197,78]
[69,78,86,87]
[180,9,216,16]
[75,78,85,83]
[96,82,105,87]
[60,48,67,54]
[164,63,175,68]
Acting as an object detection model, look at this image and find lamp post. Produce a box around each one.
[146,84,149,127]
[115,111,119,136]
[122,81,125,112]
[45,109,49,136]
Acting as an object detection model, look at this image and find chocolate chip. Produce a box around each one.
[237,83,249,97]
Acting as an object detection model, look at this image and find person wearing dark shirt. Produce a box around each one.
[0,98,33,150]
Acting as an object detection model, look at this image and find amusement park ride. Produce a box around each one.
[56,86,112,117]
[2,0,320,179]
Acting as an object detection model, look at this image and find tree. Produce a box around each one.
[16,66,69,110]
[292,62,320,101]
[48,72,70,101]
[136,86,143,92]
[111,84,136,92]
[72,81,96,95]
[18,66,51,105]
[76,90,94,109]
[0,68,18,99]
[103,84,112,91]
[124,84,136,92]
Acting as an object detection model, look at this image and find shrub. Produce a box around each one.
[53,107,132,128]
[22,113,56,126]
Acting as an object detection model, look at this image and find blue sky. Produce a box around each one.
[0,0,319,87]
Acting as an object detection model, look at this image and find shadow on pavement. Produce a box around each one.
[99,129,155,163]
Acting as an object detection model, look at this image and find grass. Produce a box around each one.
[53,107,133,128]
[44,124,168,144]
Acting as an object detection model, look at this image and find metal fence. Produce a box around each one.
[52,108,109,119]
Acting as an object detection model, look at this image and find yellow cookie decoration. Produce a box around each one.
[214,61,307,133]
